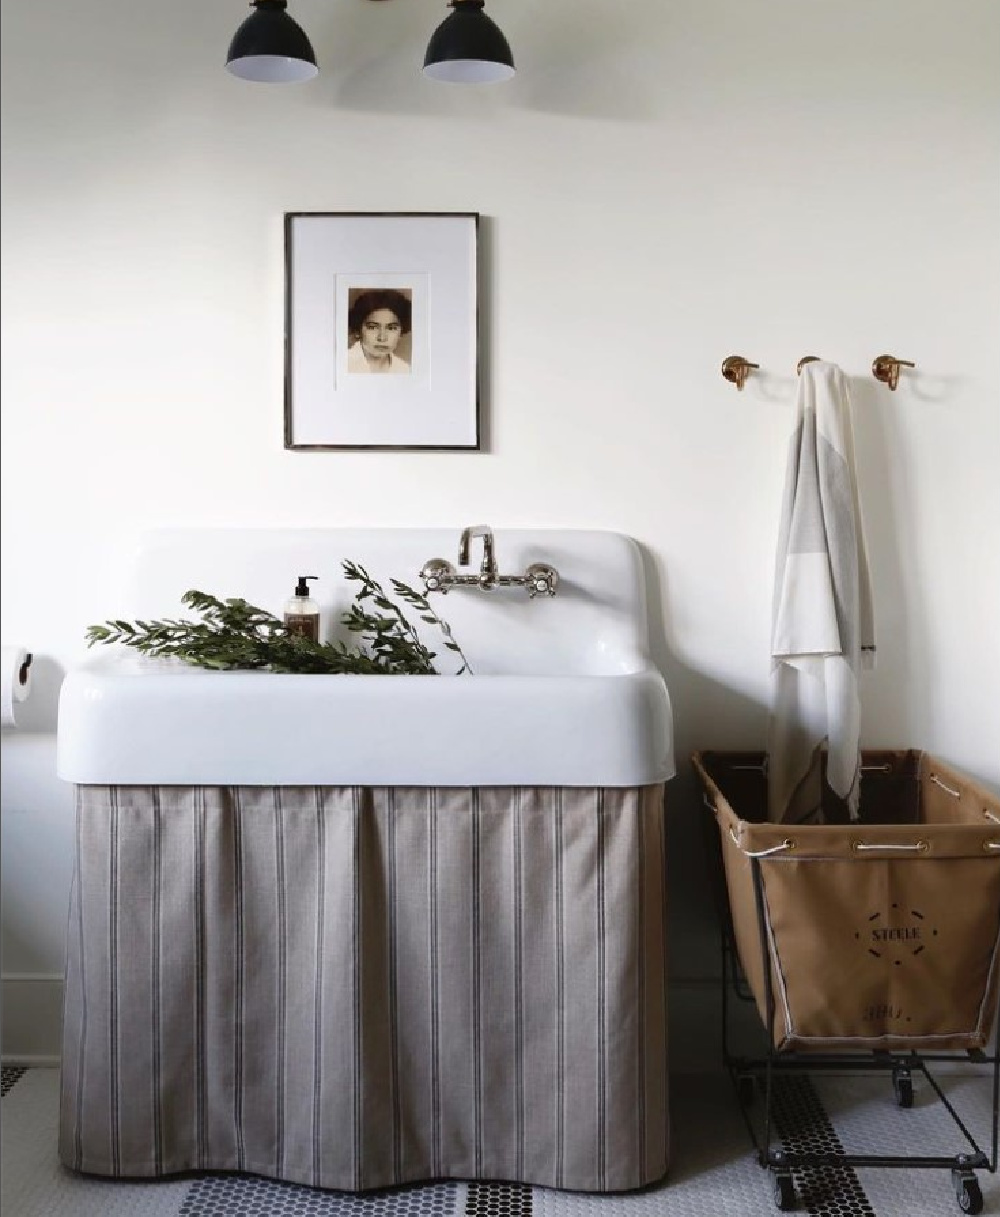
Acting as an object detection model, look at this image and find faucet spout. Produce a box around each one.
[420,528,558,598]
[458,525,497,586]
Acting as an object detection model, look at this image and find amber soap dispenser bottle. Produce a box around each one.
[283,575,320,642]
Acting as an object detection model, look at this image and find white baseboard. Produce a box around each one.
[2,1053,61,1067]
[1,974,63,1062]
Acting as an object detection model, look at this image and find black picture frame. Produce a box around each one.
[284,211,480,451]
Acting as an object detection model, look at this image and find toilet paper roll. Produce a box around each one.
[1,646,33,727]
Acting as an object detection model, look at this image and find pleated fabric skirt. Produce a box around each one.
[60,784,668,1192]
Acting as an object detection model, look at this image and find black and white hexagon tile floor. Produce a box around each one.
[2,1067,996,1217]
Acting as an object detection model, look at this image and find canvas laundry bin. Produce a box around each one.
[693,750,1000,1053]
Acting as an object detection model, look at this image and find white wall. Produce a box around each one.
[2,0,998,1063]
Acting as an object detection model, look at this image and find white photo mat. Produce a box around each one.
[284,212,480,450]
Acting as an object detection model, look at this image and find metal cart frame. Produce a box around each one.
[699,766,1000,1214]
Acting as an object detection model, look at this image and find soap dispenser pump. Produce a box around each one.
[283,575,320,642]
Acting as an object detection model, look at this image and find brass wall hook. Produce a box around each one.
[721,355,759,391]
[796,355,822,375]
[872,353,915,391]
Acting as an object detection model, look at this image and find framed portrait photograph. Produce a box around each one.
[284,212,480,451]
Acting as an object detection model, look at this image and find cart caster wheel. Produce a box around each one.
[955,1175,983,1215]
[772,1172,796,1211]
[892,1068,913,1108]
[738,1074,757,1107]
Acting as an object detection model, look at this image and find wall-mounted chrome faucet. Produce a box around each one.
[421,526,559,598]
[458,524,498,588]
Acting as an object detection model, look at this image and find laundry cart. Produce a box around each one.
[693,749,1000,1214]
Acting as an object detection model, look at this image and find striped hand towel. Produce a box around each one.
[767,361,875,824]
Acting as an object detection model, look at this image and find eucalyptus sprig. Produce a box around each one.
[85,563,470,676]
[390,576,472,675]
[340,561,437,674]
[340,561,474,676]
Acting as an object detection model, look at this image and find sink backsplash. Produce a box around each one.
[124,528,654,677]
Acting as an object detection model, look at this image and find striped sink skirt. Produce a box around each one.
[59,784,669,1192]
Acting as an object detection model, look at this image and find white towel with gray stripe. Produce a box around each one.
[767,361,875,824]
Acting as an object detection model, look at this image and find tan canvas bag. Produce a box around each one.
[694,751,1000,1052]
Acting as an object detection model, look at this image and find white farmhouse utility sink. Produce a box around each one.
[57,528,674,788]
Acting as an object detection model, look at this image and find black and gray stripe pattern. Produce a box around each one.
[108,788,120,1176]
[312,789,326,1187]
[233,790,246,1173]
[352,786,363,1191]
[71,802,87,1169]
[554,789,566,1190]
[428,788,442,1179]
[388,788,402,1183]
[151,787,164,1175]
[194,790,208,1169]
[512,790,526,1182]
[274,788,288,1178]
[471,788,484,1179]
[596,788,608,1191]
[634,791,646,1185]
[60,784,668,1193]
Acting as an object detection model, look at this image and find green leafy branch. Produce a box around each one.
[86,563,472,676]
[389,575,473,675]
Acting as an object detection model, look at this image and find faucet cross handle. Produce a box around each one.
[420,558,457,594]
[525,562,559,598]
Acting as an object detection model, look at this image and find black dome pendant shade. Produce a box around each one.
[226,0,318,83]
[423,0,515,83]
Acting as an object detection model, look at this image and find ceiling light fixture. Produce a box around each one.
[224,0,514,85]
[225,0,318,83]
[422,0,515,84]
